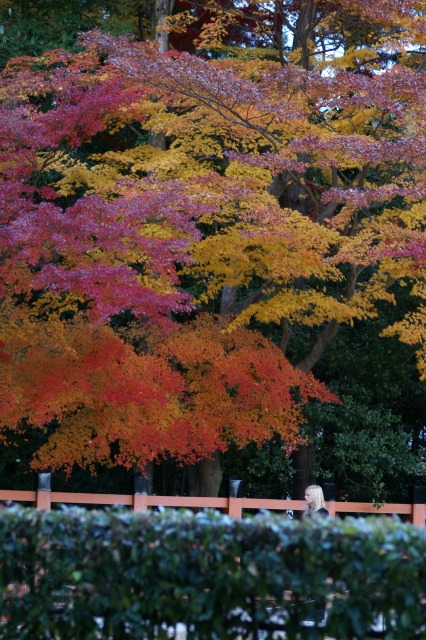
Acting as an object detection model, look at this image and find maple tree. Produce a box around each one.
[0,43,339,488]
[0,308,186,475]
[0,49,205,327]
[0,0,425,498]
[0,48,193,474]
[0,308,335,482]
[158,315,337,494]
[77,0,426,496]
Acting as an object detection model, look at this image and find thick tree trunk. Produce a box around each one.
[147,1,175,149]
[148,131,166,150]
[292,0,319,70]
[137,0,175,50]
[184,284,235,497]
[220,285,237,317]
[267,152,312,215]
[156,0,175,53]
[267,172,288,200]
[273,0,286,66]
[186,451,223,497]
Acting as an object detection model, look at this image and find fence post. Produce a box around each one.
[228,478,243,519]
[323,482,337,518]
[36,472,52,510]
[410,486,426,527]
[133,476,149,512]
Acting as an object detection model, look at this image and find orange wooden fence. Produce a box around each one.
[0,487,425,527]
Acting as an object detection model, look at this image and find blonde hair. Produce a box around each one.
[304,484,326,516]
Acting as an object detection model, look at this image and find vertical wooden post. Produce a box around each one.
[228,498,242,519]
[412,503,425,528]
[133,476,149,512]
[228,478,243,519]
[36,472,51,510]
[410,486,426,527]
[326,501,336,519]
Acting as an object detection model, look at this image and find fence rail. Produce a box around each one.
[0,477,425,527]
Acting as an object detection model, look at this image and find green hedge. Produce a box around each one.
[0,507,425,639]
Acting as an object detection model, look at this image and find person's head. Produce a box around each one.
[304,485,325,511]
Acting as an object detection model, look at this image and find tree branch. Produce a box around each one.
[296,263,366,372]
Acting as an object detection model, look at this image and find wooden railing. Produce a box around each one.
[0,478,425,527]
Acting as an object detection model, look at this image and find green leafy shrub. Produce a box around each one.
[0,507,425,639]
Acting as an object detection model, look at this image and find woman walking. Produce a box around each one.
[303,485,329,519]
[301,485,330,627]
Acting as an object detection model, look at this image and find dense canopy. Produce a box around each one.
[0,0,425,499]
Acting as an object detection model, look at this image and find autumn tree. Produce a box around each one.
[158,315,337,495]
[0,48,197,475]
[0,309,187,474]
[78,0,426,497]
[0,45,339,488]
[1,1,425,498]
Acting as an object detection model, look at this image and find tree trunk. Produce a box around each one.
[296,319,340,373]
[184,284,236,497]
[148,131,166,150]
[292,0,319,70]
[147,1,175,149]
[273,0,286,66]
[267,172,288,200]
[220,285,237,317]
[156,0,175,54]
[137,2,152,42]
[186,451,223,497]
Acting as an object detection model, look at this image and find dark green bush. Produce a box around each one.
[0,507,425,639]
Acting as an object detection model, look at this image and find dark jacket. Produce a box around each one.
[305,507,329,519]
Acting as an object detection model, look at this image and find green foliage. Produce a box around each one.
[310,397,421,503]
[0,508,425,639]
[222,437,294,499]
[0,0,137,69]
[303,293,426,502]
